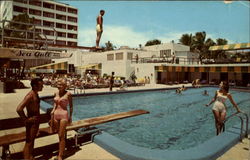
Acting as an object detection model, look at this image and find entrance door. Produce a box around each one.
[242,73,250,86]
[220,73,228,81]
[157,72,161,84]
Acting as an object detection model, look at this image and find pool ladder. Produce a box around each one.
[74,85,85,96]
[223,112,249,141]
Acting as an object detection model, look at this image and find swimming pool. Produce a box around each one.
[42,87,250,151]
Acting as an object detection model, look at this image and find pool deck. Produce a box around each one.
[0,80,249,160]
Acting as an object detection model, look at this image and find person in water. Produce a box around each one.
[203,90,209,96]
[51,79,73,160]
[205,81,241,135]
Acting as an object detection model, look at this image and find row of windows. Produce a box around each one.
[35,29,77,39]
[40,39,77,46]
[13,0,77,14]
[29,18,77,31]
[107,52,134,61]
[56,40,77,46]
[14,6,78,23]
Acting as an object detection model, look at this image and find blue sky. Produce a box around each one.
[64,1,250,48]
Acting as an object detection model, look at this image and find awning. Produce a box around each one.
[77,63,101,70]
[30,61,68,70]
[209,43,250,51]
[0,47,73,59]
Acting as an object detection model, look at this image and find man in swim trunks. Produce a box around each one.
[16,78,44,160]
[96,9,105,48]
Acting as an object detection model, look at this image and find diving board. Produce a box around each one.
[0,109,149,147]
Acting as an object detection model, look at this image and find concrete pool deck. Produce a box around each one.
[0,80,249,160]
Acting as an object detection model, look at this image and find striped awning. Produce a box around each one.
[30,61,68,70]
[209,43,250,51]
[77,63,101,70]
[155,65,250,73]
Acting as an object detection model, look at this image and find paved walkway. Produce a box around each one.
[0,80,249,160]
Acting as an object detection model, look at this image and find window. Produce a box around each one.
[43,30,54,36]
[43,11,54,18]
[56,40,66,45]
[116,52,123,60]
[43,2,54,9]
[43,20,54,27]
[67,42,77,46]
[127,52,133,60]
[160,49,171,57]
[29,1,41,7]
[57,32,66,37]
[107,54,114,61]
[56,5,66,12]
[56,14,66,21]
[67,33,77,39]
[67,16,77,23]
[14,0,27,4]
[68,8,77,14]
[33,19,41,25]
[56,23,66,29]
[68,25,77,31]
[35,29,41,33]
[13,6,27,13]
[29,9,41,16]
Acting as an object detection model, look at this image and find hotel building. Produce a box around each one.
[0,0,78,47]
[50,42,249,86]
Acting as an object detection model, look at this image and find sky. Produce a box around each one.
[63,0,250,48]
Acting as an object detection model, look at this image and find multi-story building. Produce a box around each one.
[0,0,78,47]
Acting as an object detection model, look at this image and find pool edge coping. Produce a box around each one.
[93,126,248,160]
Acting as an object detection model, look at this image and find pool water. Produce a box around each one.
[43,87,250,150]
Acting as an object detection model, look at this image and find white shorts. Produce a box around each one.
[212,101,226,113]
[96,24,102,33]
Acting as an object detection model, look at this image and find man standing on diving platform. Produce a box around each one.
[96,10,105,48]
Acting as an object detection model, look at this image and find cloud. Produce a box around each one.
[78,25,234,48]
[78,25,186,48]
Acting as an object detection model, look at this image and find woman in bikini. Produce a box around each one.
[51,79,73,160]
[206,81,241,135]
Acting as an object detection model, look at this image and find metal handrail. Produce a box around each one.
[239,112,249,138]
[223,112,249,141]
[0,19,57,50]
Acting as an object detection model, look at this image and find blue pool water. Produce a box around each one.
[43,87,250,150]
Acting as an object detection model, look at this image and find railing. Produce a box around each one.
[131,56,250,65]
[0,19,57,50]
[223,112,249,141]
[131,56,200,65]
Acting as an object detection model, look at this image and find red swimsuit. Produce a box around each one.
[53,92,70,121]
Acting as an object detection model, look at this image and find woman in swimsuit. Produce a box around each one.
[51,79,73,160]
[206,81,241,135]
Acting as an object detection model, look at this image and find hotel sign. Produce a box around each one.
[0,47,72,59]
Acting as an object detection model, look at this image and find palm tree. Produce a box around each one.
[212,38,228,59]
[179,33,194,51]
[145,39,161,46]
[204,38,216,59]
[179,31,229,61]
[6,13,36,42]
[104,41,115,51]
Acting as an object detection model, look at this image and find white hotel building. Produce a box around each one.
[0,0,78,47]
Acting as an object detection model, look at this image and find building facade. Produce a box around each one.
[0,0,78,46]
